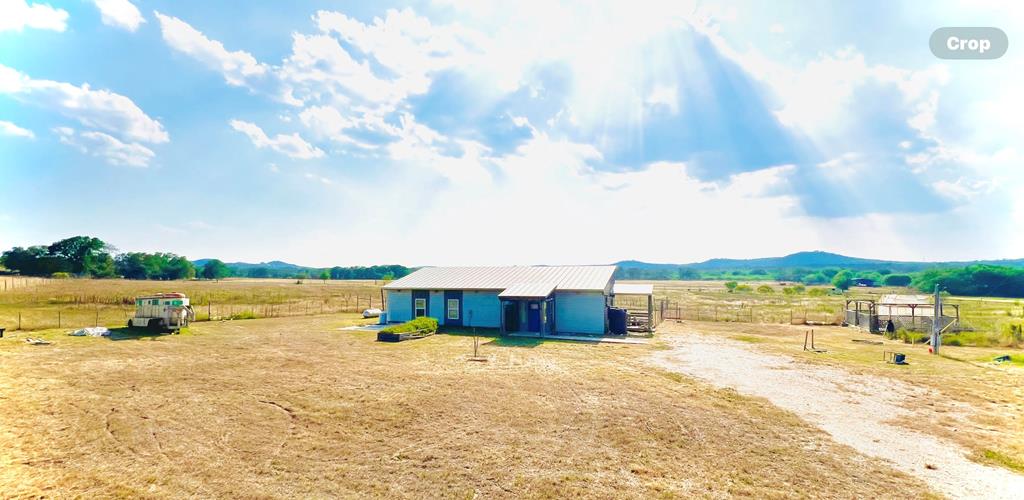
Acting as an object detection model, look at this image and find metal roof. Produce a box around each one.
[384,266,616,292]
[612,283,653,295]
[498,282,558,299]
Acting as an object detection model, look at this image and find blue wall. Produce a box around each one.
[429,291,445,319]
[391,289,607,334]
[554,291,606,334]
[462,291,501,328]
[386,290,411,322]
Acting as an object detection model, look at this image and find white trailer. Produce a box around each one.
[129,293,195,330]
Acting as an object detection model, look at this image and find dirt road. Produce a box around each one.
[652,327,1024,500]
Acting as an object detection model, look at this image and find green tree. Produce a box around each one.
[48,236,112,276]
[832,270,854,291]
[202,259,230,280]
[320,270,330,282]
[724,281,738,292]
[883,274,912,287]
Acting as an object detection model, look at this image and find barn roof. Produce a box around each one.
[383,266,616,292]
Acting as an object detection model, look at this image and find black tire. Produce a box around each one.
[127,319,134,328]
[148,318,165,331]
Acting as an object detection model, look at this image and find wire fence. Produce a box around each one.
[659,300,844,326]
[0,295,384,332]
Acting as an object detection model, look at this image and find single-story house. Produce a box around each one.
[382,265,617,335]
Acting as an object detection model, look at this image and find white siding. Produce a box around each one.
[554,291,606,334]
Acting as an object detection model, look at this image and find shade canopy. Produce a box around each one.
[612,283,653,295]
[498,282,557,299]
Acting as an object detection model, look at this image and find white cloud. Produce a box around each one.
[304,172,333,185]
[92,0,144,32]
[0,0,68,32]
[54,127,155,167]
[769,23,785,34]
[279,33,398,105]
[0,64,168,144]
[229,119,324,159]
[154,11,268,87]
[0,120,34,139]
[644,84,679,114]
[313,8,481,98]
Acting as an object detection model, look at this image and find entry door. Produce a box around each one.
[444,290,462,326]
[527,302,541,332]
[503,302,519,333]
[412,290,429,318]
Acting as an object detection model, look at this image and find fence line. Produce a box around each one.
[659,300,844,326]
[0,294,383,332]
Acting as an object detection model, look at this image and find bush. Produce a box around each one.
[734,284,753,293]
[756,285,774,294]
[51,272,71,279]
[896,329,927,344]
[724,281,738,292]
[883,274,912,287]
[808,288,828,297]
[380,317,438,335]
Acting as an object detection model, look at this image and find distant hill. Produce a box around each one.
[616,251,1024,273]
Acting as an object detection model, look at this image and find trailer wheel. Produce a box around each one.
[127,319,134,328]
[148,318,165,331]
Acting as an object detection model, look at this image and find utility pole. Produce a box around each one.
[931,284,941,355]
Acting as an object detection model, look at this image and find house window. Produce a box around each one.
[151,300,159,305]
[414,298,427,317]
[447,299,459,320]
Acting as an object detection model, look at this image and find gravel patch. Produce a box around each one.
[652,329,1024,500]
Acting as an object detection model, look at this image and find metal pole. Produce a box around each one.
[931,284,941,355]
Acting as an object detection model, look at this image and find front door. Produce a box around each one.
[412,290,429,318]
[444,290,462,326]
[527,301,541,332]
[503,301,519,333]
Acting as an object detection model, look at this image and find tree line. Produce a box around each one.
[616,263,1024,298]
[0,236,197,280]
[1,236,412,282]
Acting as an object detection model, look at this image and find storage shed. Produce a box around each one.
[382,266,616,336]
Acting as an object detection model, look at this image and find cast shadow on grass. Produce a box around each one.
[438,327,543,348]
[106,327,173,341]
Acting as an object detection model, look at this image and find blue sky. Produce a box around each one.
[1,0,1022,266]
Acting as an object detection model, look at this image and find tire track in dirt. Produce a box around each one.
[256,398,297,470]
[651,329,1024,500]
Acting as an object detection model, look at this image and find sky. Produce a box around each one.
[1,0,1022,267]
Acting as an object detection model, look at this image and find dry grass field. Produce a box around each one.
[0,315,934,498]
[0,278,383,331]
[628,280,1024,346]
[682,321,1024,474]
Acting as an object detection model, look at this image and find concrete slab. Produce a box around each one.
[506,332,648,344]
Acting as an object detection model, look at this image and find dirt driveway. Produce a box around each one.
[652,325,1024,500]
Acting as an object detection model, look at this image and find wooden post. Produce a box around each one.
[95,308,99,327]
[58,309,61,328]
[18,312,21,330]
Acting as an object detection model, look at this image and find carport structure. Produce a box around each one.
[611,283,658,333]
